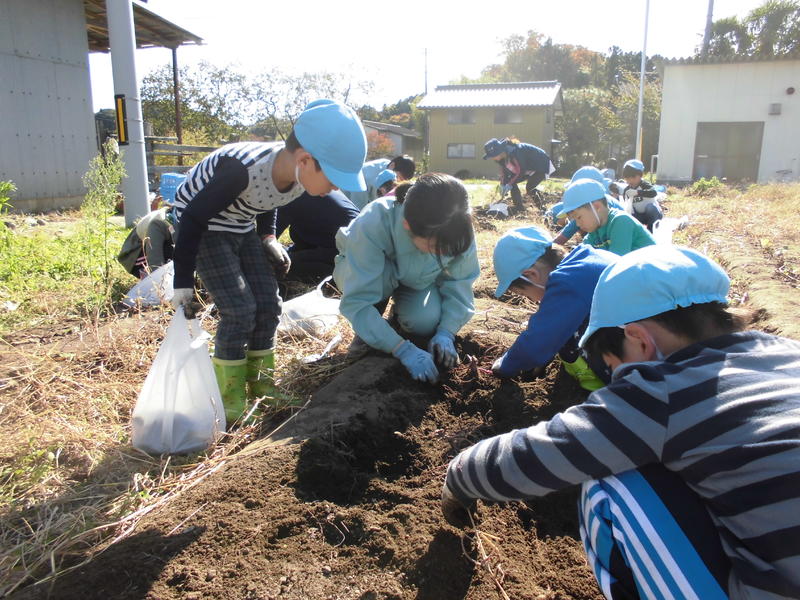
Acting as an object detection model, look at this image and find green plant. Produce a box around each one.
[0,180,16,249]
[689,176,725,196]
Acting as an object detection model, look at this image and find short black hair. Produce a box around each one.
[284,131,321,170]
[585,302,753,362]
[622,163,644,178]
[389,155,415,180]
[606,157,618,169]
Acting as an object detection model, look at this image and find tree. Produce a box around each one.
[366,131,395,160]
[704,0,800,58]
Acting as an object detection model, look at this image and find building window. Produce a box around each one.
[494,109,523,124]
[447,143,476,159]
[447,110,475,124]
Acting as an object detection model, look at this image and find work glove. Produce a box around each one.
[501,183,512,195]
[441,484,478,529]
[428,328,459,368]
[393,340,439,384]
[624,188,639,201]
[491,354,506,375]
[262,235,291,277]
[171,287,200,319]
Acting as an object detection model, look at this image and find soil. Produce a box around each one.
[14,317,601,600]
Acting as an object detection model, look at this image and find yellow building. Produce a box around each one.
[418,82,563,179]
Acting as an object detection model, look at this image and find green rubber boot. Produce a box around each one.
[561,355,605,392]
[211,357,249,426]
[246,349,300,408]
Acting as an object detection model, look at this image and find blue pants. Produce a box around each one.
[195,230,281,360]
[391,284,442,337]
[579,464,729,600]
[633,203,663,232]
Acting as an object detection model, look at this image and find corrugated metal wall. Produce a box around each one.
[427,107,552,178]
[0,0,96,211]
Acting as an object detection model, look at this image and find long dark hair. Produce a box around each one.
[395,173,474,258]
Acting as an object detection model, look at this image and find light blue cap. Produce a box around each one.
[624,159,645,172]
[493,226,553,297]
[579,245,730,347]
[373,169,397,190]
[557,178,608,217]
[570,166,605,186]
[549,202,564,219]
[293,99,368,192]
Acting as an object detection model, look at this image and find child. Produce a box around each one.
[373,169,398,198]
[553,166,626,245]
[601,157,617,180]
[117,206,176,278]
[442,245,800,599]
[387,155,416,181]
[274,190,359,283]
[170,99,367,425]
[334,173,479,384]
[490,226,616,391]
[346,158,389,211]
[483,137,555,211]
[559,178,655,255]
[622,158,663,231]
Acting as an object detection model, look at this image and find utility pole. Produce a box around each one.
[424,48,428,95]
[171,47,183,165]
[701,0,715,58]
[635,0,650,161]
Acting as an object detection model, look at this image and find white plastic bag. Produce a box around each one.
[277,277,340,338]
[652,216,689,245]
[123,262,174,307]
[132,311,225,455]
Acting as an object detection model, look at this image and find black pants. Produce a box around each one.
[509,171,546,209]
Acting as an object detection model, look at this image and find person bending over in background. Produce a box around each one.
[443,245,800,600]
[491,226,615,391]
[334,173,479,384]
[169,99,367,426]
[274,190,359,286]
[622,158,662,231]
[117,206,176,278]
[483,137,554,211]
[559,179,655,255]
[346,154,416,211]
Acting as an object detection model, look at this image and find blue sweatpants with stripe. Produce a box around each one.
[579,464,730,600]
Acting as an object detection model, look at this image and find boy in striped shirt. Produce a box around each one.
[170,99,367,426]
[442,245,800,599]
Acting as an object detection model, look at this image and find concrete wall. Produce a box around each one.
[427,106,554,178]
[0,0,96,212]
[658,60,800,184]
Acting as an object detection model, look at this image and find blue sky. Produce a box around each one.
[89,0,766,112]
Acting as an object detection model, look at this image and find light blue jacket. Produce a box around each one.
[345,158,390,211]
[333,197,480,353]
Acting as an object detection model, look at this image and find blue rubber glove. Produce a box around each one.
[393,340,439,383]
[428,328,458,368]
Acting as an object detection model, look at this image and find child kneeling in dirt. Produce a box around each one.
[442,245,800,599]
[621,158,662,231]
[334,173,480,384]
[560,178,655,255]
[490,226,615,391]
[170,99,367,426]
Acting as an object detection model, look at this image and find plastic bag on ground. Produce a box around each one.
[123,261,174,307]
[652,216,689,245]
[132,311,225,455]
[278,276,340,338]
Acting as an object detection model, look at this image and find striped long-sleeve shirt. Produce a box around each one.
[446,331,800,599]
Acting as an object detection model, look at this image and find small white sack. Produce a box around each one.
[652,216,689,246]
[277,276,340,338]
[132,311,225,455]
[123,262,174,307]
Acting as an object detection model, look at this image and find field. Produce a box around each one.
[2,180,799,599]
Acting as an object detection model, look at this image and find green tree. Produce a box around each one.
[704,0,800,58]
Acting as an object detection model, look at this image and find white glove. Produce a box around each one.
[624,188,639,201]
[263,235,291,276]
[171,287,198,318]
[491,355,505,375]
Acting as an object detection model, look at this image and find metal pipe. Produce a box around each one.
[635,0,650,162]
[106,0,149,226]
[172,46,183,165]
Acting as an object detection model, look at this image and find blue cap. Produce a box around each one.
[570,166,605,185]
[549,202,564,219]
[579,246,730,347]
[624,159,645,172]
[557,178,608,217]
[293,99,367,192]
[493,226,553,297]
[373,169,397,190]
[483,138,507,160]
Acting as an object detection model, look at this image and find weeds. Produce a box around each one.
[688,176,726,196]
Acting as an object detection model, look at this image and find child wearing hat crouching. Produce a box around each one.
[621,158,663,232]
[560,178,655,256]
[490,226,616,391]
[442,244,800,599]
[170,99,367,427]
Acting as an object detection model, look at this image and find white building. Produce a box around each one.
[657,56,800,185]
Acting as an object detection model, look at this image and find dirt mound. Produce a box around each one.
[15,332,601,600]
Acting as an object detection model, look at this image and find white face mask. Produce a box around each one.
[520,274,545,290]
[589,202,602,227]
[294,163,302,188]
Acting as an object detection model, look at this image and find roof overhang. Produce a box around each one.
[84,0,203,52]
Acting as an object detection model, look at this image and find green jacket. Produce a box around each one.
[333,197,480,353]
[584,208,655,255]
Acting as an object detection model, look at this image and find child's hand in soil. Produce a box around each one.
[428,329,458,368]
[441,485,477,529]
[393,340,439,383]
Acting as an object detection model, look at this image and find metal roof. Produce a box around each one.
[660,52,800,67]
[362,120,421,138]
[84,0,203,51]
[418,81,562,109]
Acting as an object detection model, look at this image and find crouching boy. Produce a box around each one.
[442,245,800,599]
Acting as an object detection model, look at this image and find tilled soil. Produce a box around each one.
[16,327,602,600]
